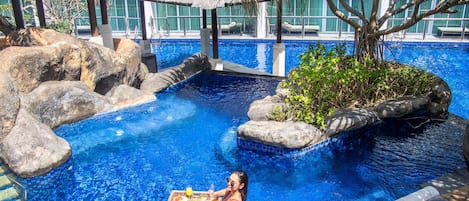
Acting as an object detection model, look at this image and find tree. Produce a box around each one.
[326,0,469,61]
[1,0,89,32]
[38,0,87,23]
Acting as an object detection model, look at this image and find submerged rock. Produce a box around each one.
[0,109,71,178]
[237,120,324,149]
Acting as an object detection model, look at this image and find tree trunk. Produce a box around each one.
[355,23,381,62]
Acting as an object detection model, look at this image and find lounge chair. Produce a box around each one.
[207,21,241,33]
[282,22,319,34]
[438,26,469,38]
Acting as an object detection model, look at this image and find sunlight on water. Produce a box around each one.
[60,96,197,155]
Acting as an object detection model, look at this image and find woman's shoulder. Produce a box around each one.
[226,199,241,201]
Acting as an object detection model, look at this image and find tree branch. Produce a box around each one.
[326,0,361,29]
[378,1,415,26]
[370,0,379,29]
[374,0,469,36]
[339,0,369,24]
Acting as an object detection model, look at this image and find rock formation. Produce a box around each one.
[0,26,207,177]
[238,120,324,149]
[20,81,113,128]
[0,28,149,94]
[239,73,453,153]
[0,109,71,177]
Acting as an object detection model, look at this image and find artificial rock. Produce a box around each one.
[0,109,71,177]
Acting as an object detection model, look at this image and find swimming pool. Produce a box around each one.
[21,72,466,200]
[20,40,468,200]
[153,39,469,119]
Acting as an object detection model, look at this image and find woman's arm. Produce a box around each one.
[210,188,227,199]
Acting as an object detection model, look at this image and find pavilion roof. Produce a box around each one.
[146,0,271,8]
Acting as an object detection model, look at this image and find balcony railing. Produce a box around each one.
[72,15,469,40]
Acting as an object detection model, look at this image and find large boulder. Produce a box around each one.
[86,39,149,95]
[0,28,149,94]
[141,54,211,93]
[105,84,156,109]
[238,120,324,149]
[0,72,19,140]
[247,95,286,121]
[112,38,149,89]
[7,28,84,47]
[0,44,82,93]
[0,108,71,177]
[21,81,112,128]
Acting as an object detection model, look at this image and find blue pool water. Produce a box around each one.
[20,40,468,200]
[21,73,466,201]
[153,39,469,119]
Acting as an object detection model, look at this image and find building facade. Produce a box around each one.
[1,0,469,38]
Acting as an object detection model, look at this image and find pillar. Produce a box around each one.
[273,43,285,77]
[100,0,114,49]
[11,0,24,29]
[272,0,285,77]
[200,28,211,57]
[35,0,46,27]
[256,2,267,38]
[144,1,155,38]
[139,0,157,72]
[86,0,99,37]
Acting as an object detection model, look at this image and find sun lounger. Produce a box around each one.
[282,22,319,34]
[207,21,241,33]
[76,25,90,31]
[437,27,469,38]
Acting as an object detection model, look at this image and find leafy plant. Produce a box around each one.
[279,42,435,129]
[47,20,72,33]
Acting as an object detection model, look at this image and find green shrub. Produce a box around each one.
[279,42,435,129]
[47,20,72,34]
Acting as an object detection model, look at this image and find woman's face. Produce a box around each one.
[226,173,244,192]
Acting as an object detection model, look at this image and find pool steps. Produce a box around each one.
[0,163,24,201]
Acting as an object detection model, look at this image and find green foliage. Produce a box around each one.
[47,20,72,33]
[280,42,435,129]
[268,105,288,121]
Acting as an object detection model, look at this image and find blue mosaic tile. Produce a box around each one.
[237,124,378,157]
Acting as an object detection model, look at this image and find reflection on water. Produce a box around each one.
[256,43,267,72]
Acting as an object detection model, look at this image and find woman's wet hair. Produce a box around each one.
[233,170,248,201]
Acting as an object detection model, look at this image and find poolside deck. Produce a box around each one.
[421,168,469,200]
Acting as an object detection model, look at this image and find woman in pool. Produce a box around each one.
[210,170,248,201]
